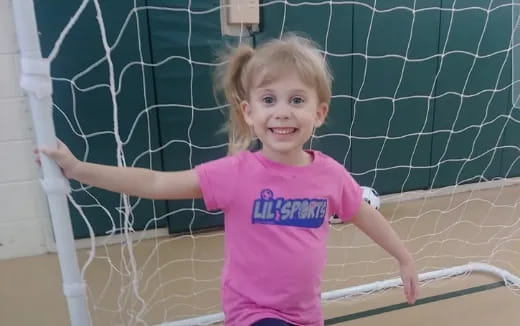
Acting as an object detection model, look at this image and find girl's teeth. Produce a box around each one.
[271,128,295,134]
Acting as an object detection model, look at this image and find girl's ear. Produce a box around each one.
[241,100,254,126]
[314,102,329,128]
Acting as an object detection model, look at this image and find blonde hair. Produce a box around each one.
[215,34,333,154]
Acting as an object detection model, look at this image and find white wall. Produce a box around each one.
[0,0,51,259]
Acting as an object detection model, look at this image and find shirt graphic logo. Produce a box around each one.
[252,189,327,228]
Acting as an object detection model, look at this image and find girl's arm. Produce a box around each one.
[352,201,412,263]
[37,140,202,200]
[352,201,419,304]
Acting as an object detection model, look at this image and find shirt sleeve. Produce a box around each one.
[195,154,239,211]
[335,166,363,222]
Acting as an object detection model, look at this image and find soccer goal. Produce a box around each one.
[12,1,520,325]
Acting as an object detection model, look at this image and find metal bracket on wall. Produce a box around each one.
[220,0,260,37]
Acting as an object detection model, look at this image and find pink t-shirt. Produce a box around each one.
[195,150,362,326]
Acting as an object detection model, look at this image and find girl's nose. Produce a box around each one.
[274,106,291,119]
[275,113,289,120]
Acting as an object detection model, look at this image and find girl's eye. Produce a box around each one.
[291,96,305,105]
[262,96,275,105]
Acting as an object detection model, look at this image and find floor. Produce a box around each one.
[1,184,519,326]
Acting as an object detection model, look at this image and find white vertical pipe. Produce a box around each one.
[11,1,91,326]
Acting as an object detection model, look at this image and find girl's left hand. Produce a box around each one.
[400,260,419,304]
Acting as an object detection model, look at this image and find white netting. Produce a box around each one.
[27,1,520,325]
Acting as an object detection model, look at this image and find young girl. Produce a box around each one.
[38,35,419,326]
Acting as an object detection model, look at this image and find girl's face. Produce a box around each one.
[241,72,328,165]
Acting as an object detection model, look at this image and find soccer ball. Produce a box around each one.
[330,186,381,224]
[362,186,380,210]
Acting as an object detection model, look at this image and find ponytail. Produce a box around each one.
[215,44,255,154]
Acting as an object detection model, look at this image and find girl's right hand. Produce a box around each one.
[35,140,80,179]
